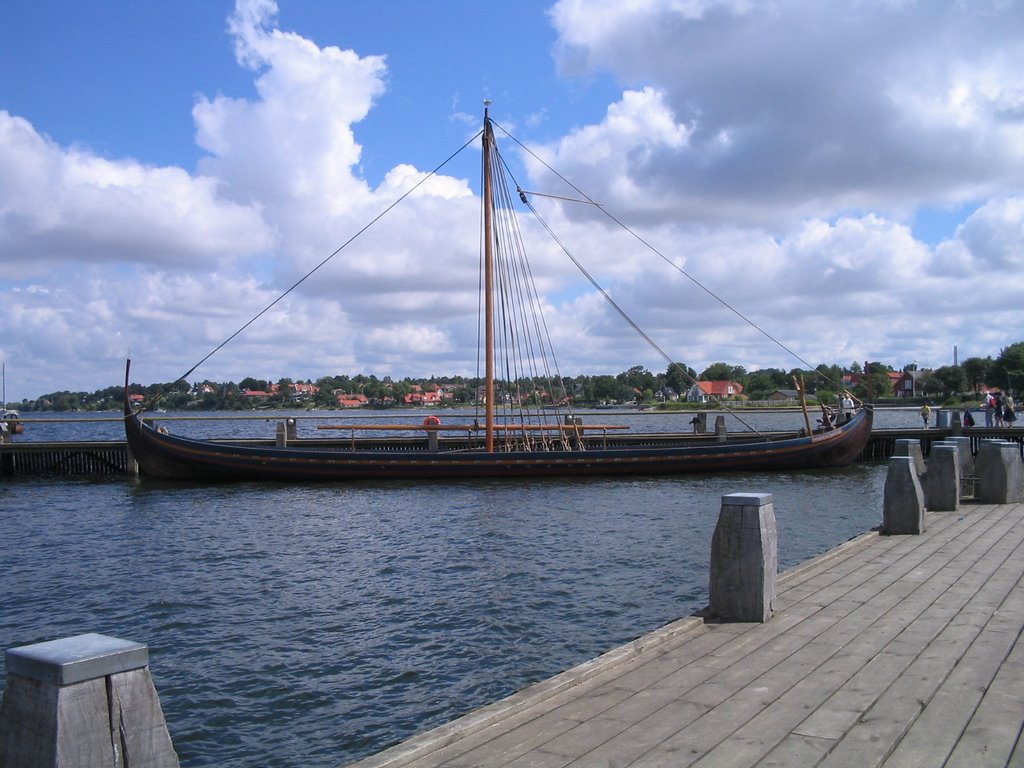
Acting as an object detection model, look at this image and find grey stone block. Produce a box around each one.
[925,445,960,512]
[884,456,925,534]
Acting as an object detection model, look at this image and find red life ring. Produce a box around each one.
[423,415,441,427]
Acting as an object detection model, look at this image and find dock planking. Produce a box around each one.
[347,501,1024,768]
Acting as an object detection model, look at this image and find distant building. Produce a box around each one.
[337,393,369,408]
[686,380,744,403]
[657,386,679,402]
[404,384,453,406]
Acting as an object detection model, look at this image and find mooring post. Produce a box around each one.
[709,493,777,622]
[883,456,926,534]
[950,410,963,436]
[946,436,974,478]
[924,444,960,512]
[893,438,925,476]
[693,412,708,434]
[714,415,727,442]
[976,440,1024,503]
[0,633,179,768]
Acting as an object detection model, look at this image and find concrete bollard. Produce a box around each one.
[0,633,179,768]
[893,438,925,476]
[714,415,727,442]
[924,444,960,512]
[946,436,974,479]
[883,456,926,534]
[709,493,777,622]
[976,441,1024,503]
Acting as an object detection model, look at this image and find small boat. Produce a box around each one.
[124,106,872,481]
[1,363,24,436]
[1,408,23,436]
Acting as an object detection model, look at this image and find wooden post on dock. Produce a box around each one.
[0,633,179,768]
[714,415,727,442]
[709,493,777,622]
[883,456,925,534]
[694,412,708,434]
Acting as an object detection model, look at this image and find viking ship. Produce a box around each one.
[124,105,872,481]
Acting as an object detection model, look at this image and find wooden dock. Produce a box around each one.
[348,500,1024,767]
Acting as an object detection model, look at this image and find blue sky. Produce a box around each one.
[2,0,1023,401]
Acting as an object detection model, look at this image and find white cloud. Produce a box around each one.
[1,0,1023,401]
[548,0,1024,224]
[0,112,273,278]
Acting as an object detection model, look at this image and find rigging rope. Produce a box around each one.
[492,120,850,400]
[155,130,483,402]
[482,129,577,447]
[145,112,852,430]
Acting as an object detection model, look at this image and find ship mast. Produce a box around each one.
[482,101,496,452]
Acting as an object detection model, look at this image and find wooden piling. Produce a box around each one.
[709,493,777,622]
[0,633,179,768]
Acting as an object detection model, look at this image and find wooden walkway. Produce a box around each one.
[348,501,1024,767]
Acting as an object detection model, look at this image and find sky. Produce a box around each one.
[2,0,1023,402]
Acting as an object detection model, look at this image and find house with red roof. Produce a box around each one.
[337,393,369,408]
[686,380,744,403]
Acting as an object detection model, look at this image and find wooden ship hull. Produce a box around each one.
[123,396,872,482]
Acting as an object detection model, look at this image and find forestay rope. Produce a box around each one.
[145,114,849,430]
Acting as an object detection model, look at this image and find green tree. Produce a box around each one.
[961,356,991,395]
[853,366,895,401]
[701,362,746,382]
[664,363,696,394]
[930,365,968,398]
[990,342,1024,393]
[591,375,631,403]
[276,378,295,400]
[617,365,656,396]
[813,363,844,392]
[745,369,788,400]
[238,377,269,392]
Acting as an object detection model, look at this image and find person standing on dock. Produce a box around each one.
[920,403,931,428]
[1005,392,1017,425]
[984,392,996,427]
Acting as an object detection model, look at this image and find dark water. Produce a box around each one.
[0,453,886,767]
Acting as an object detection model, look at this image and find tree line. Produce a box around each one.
[13,341,1023,412]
